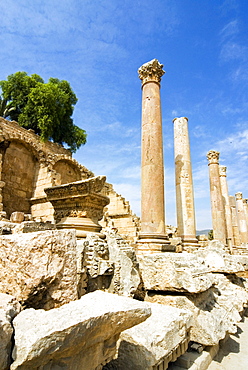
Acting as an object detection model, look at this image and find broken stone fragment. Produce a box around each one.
[138,252,214,293]
[193,240,245,273]
[146,273,248,346]
[0,293,21,370]
[0,229,78,309]
[11,291,151,370]
[104,302,193,370]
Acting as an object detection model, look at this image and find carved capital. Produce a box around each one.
[206,150,220,165]
[138,59,165,85]
[219,165,227,177]
[235,192,243,200]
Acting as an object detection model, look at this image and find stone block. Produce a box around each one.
[0,229,78,309]
[104,301,192,370]
[138,253,214,293]
[146,273,248,346]
[0,293,21,370]
[193,241,245,273]
[11,291,151,370]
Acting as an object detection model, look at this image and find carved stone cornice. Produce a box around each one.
[44,176,110,231]
[235,192,243,201]
[219,165,227,177]
[206,150,220,165]
[45,176,107,200]
[138,59,165,85]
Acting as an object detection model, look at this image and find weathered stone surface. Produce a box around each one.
[138,253,214,293]
[105,230,141,297]
[0,229,78,309]
[146,273,248,346]
[0,293,21,370]
[77,231,141,299]
[193,240,245,273]
[11,291,151,370]
[12,221,56,234]
[173,117,198,246]
[104,302,192,370]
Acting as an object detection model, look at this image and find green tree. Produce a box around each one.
[0,72,86,152]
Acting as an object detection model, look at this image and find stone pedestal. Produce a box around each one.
[207,151,227,244]
[137,59,170,253]
[45,176,109,238]
[235,192,248,244]
[219,166,234,251]
[173,117,198,247]
[229,195,241,247]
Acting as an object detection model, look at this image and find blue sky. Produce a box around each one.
[1,0,248,230]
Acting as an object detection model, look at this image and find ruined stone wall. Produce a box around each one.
[0,118,93,222]
[100,183,140,242]
[1,141,37,218]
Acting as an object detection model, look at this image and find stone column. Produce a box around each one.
[219,166,234,251]
[235,192,248,244]
[229,195,241,247]
[173,117,198,246]
[243,199,248,232]
[206,150,227,244]
[137,59,170,252]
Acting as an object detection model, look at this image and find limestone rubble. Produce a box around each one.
[0,294,21,370]
[104,302,193,370]
[0,229,78,309]
[138,252,214,293]
[11,291,151,370]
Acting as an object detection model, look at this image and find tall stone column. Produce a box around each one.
[137,59,170,252]
[173,117,198,246]
[229,196,241,247]
[206,150,227,244]
[243,199,248,232]
[235,192,248,244]
[219,166,234,251]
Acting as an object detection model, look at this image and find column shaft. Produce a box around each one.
[235,192,248,244]
[141,80,165,234]
[219,166,234,249]
[207,151,227,244]
[229,195,241,247]
[173,117,197,245]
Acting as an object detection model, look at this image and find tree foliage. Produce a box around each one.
[0,72,86,152]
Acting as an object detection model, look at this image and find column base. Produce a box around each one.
[180,235,199,247]
[136,233,178,254]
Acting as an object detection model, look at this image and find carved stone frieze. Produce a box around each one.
[206,150,220,165]
[45,176,107,200]
[138,59,165,85]
[83,235,114,279]
[44,176,110,235]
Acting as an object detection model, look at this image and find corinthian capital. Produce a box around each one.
[138,59,165,85]
[219,165,227,177]
[206,150,220,165]
[235,192,243,200]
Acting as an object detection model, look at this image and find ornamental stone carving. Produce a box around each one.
[235,192,243,200]
[207,150,220,165]
[138,59,165,85]
[219,165,227,177]
[44,176,110,236]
